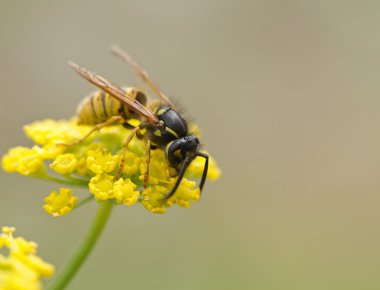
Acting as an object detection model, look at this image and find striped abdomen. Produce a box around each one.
[76,88,147,125]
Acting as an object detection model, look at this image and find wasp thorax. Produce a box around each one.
[146,106,189,147]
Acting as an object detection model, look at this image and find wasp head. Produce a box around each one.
[166,135,200,170]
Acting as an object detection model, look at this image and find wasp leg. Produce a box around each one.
[115,126,140,180]
[143,140,151,188]
[59,116,124,147]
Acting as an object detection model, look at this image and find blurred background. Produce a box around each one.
[1,1,380,289]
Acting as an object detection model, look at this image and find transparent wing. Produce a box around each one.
[111,45,175,107]
[69,61,159,125]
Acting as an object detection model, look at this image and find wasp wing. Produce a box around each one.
[110,45,175,107]
[69,61,159,125]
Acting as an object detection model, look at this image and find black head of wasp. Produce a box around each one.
[66,46,209,200]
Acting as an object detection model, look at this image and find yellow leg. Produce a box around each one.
[59,116,124,146]
[143,140,151,188]
[115,126,140,180]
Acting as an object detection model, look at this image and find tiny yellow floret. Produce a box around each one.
[49,153,78,174]
[113,178,140,206]
[1,226,15,235]
[121,151,142,176]
[43,188,78,217]
[41,142,66,160]
[168,178,200,208]
[139,150,170,185]
[86,149,118,174]
[89,174,115,200]
[141,186,170,214]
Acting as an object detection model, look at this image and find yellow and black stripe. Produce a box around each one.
[76,87,147,125]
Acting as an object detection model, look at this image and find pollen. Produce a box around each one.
[0,227,54,290]
[43,188,78,217]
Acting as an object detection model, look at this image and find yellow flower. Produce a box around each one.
[2,119,221,214]
[24,118,89,146]
[113,178,140,206]
[89,174,115,200]
[49,153,78,174]
[141,178,200,213]
[141,186,170,214]
[125,136,146,156]
[168,178,200,208]
[2,146,43,176]
[43,188,78,217]
[1,226,15,235]
[121,151,142,176]
[139,150,170,185]
[41,142,65,159]
[0,227,54,290]
[187,154,221,180]
[86,149,118,174]
[75,157,90,177]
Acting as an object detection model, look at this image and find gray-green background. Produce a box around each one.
[1,1,380,289]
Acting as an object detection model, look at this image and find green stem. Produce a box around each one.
[63,174,91,184]
[34,175,89,187]
[47,200,113,290]
[74,195,94,210]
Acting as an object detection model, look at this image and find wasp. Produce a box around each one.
[67,46,209,199]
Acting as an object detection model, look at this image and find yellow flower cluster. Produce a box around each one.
[2,119,221,214]
[2,147,43,176]
[0,227,54,290]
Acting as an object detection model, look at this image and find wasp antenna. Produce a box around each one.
[196,152,209,192]
[110,45,134,64]
[68,60,80,70]
[110,45,174,107]
[110,44,120,55]
[110,44,118,50]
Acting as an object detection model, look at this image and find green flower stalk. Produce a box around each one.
[47,200,113,290]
